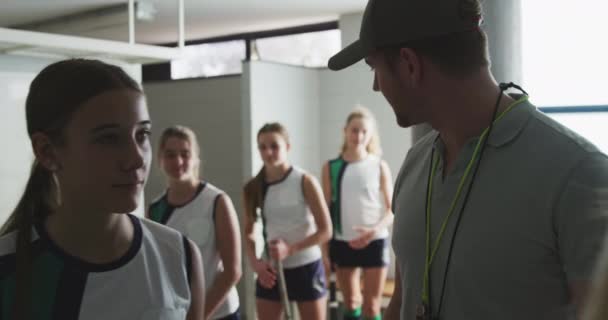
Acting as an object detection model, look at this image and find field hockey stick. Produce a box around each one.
[274,257,293,320]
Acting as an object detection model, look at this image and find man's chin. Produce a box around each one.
[396,116,415,128]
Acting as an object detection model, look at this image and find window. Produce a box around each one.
[156,23,341,81]
[170,40,246,79]
[546,111,608,154]
[522,1,608,107]
[253,29,341,68]
[523,1,608,153]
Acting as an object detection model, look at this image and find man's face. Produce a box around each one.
[366,50,426,128]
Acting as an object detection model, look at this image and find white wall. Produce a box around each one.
[244,60,322,178]
[484,0,523,85]
[0,56,56,224]
[143,76,245,204]
[0,55,143,225]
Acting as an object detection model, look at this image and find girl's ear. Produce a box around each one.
[31,132,61,171]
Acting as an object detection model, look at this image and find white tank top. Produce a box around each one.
[335,155,389,241]
[262,167,322,268]
[149,182,239,319]
[0,215,191,319]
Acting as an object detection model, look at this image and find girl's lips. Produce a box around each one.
[112,181,144,187]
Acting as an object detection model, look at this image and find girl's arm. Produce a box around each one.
[376,160,395,229]
[320,162,333,279]
[321,162,332,204]
[186,239,205,320]
[203,194,242,319]
[242,192,276,289]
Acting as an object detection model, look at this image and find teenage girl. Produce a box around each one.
[0,59,204,319]
[149,125,241,320]
[322,108,393,320]
[243,122,332,320]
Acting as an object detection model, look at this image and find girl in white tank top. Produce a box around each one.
[321,107,394,320]
[243,123,332,320]
[150,126,241,320]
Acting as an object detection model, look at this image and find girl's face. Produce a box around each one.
[344,117,373,150]
[51,89,151,214]
[160,137,197,182]
[257,132,289,168]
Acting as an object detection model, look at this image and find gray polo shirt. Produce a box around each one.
[392,97,608,320]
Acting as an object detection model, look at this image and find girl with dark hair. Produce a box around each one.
[0,59,204,319]
[149,125,241,320]
[243,123,332,320]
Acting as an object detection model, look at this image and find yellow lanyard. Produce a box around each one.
[421,96,528,306]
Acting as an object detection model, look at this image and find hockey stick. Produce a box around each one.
[274,258,293,320]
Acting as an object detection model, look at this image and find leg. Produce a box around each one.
[256,298,283,320]
[361,267,388,319]
[297,297,328,320]
[336,267,362,319]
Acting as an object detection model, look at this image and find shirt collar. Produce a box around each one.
[486,94,535,147]
[431,94,536,152]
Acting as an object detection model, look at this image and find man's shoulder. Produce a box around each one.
[526,108,601,156]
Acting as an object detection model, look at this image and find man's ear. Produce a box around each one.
[399,47,424,88]
[30,132,61,171]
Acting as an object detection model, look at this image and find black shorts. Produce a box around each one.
[215,309,240,320]
[256,259,327,302]
[329,238,389,268]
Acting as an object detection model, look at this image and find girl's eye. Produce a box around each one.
[95,133,120,145]
[136,129,151,143]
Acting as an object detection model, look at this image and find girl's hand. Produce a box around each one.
[254,259,277,288]
[348,226,376,249]
[269,238,291,261]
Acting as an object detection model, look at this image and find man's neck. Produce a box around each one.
[429,72,516,172]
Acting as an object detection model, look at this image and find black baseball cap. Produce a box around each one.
[328,0,481,71]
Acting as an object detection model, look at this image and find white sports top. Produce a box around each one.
[0,215,191,320]
[336,155,388,241]
[149,182,239,319]
[262,167,322,268]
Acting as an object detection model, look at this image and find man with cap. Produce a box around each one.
[328,0,608,319]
